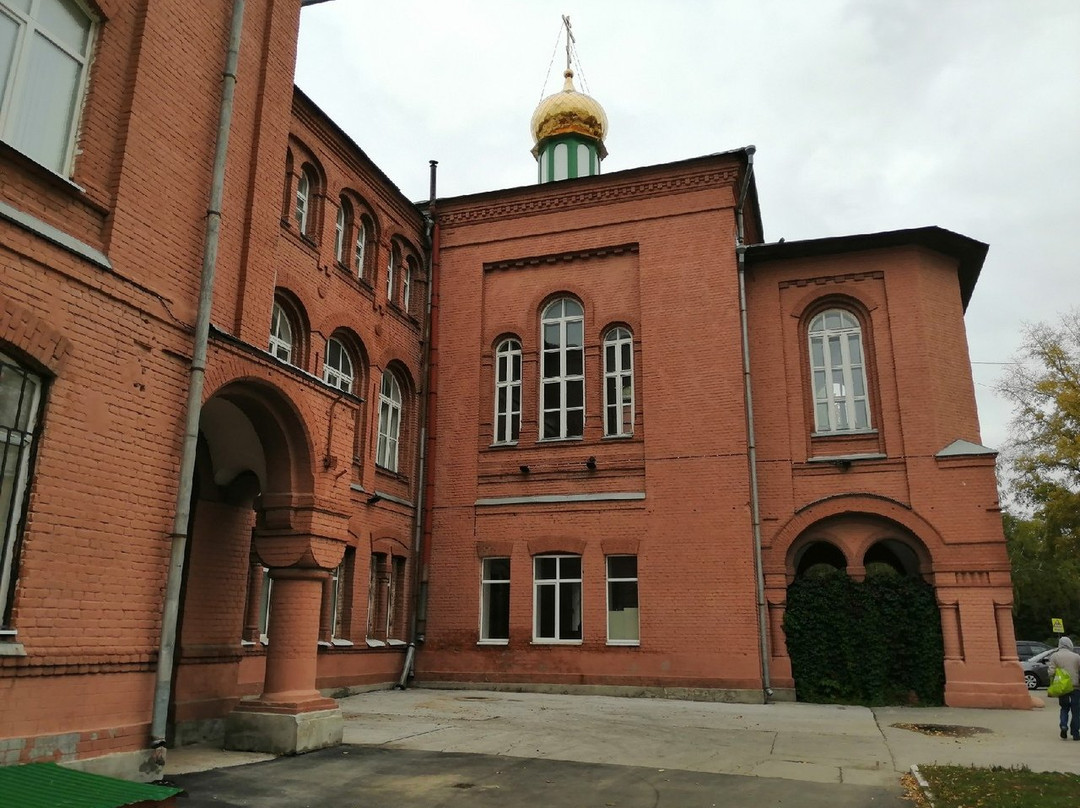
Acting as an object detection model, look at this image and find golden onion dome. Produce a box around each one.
[530,69,608,156]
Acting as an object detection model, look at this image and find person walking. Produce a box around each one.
[1048,636,1080,740]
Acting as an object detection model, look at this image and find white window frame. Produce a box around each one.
[0,0,95,176]
[0,351,42,627]
[603,327,634,437]
[532,554,582,643]
[268,301,293,364]
[295,167,312,234]
[258,567,272,644]
[402,259,412,314]
[386,247,397,302]
[354,218,367,279]
[540,298,585,440]
[606,555,639,645]
[479,557,510,644]
[808,309,871,433]
[493,338,521,445]
[376,370,401,472]
[323,336,354,393]
[334,201,347,263]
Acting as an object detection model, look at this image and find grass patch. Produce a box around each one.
[917,765,1080,807]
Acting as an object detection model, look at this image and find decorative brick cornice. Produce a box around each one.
[778,271,884,290]
[484,243,638,273]
[439,168,739,226]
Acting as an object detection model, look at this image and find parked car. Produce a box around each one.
[1022,648,1055,690]
[1017,640,1053,661]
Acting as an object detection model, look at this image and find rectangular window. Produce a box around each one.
[0,352,43,627]
[533,554,582,642]
[258,567,272,643]
[494,340,522,444]
[480,557,510,642]
[329,561,344,640]
[387,555,405,640]
[606,555,639,644]
[366,552,386,644]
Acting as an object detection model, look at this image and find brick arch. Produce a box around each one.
[771,494,943,581]
[0,297,70,374]
[527,536,587,556]
[371,533,410,557]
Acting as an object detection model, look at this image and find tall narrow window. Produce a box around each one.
[258,567,272,643]
[268,301,293,364]
[553,142,569,181]
[295,167,312,234]
[323,336,354,393]
[402,258,412,314]
[541,298,584,440]
[0,352,42,626]
[387,556,405,640]
[367,553,386,643]
[0,0,94,174]
[386,246,397,302]
[493,339,521,444]
[603,327,634,437]
[376,371,401,472]
[334,201,348,263]
[808,309,871,433]
[328,562,344,640]
[606,556,639,644]
[533,554,582,642]
[480,557,510,642]
[354,219,367,279]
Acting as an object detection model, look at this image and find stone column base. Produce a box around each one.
[224,707,343,755]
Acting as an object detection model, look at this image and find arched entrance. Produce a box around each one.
[172,379,346,753]
[778,513,945,704]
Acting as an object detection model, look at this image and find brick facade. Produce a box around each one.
[0,0,1026,781]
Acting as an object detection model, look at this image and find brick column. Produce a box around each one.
[256,568,336,710]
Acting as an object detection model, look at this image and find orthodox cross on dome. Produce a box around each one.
[530,15,608,184]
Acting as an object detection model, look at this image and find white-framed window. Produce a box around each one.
[808,309,871,433]
[540,298,584,440]
[493,338,521,444]
[606,555,639,645]
[0,351,42,626]
[0,0,95,175]
[480,557,510,643]
[334,201,348,263]
[376,370,401,472]
[268,301,293,364]
[603,327,634,437]
[402,258,412,314]
[386,246,397,302]
[258,567,272,644]
[323,336,354,393]
[354,218,367,279]
[294,167,313,234]
[533,554,582,642]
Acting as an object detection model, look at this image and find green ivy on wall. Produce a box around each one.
[783,567,945,705]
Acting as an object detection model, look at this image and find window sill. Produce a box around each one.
[606,640,640,647]
[488,441,519,449]
[536,437,585,444]
[478,639,509,646]
[387,639,407,647]
[332,638,355,647]
[530,639,583,646]
[810,429,878,439]
[602,433,635,441]
[366,638,386,648]
[0,642,27,657]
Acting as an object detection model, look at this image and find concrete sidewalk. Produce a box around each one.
[166,687,1078,791]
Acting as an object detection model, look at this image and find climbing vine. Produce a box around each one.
[783,568,945,705]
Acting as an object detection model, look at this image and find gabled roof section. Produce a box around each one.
[936,438,997,457]
[742,226,988,311]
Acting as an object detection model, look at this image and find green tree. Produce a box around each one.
[999,311,1080,639]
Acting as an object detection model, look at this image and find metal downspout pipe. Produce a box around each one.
[150,0,246,755]
[734,146,773,702]
[397,160,438,689]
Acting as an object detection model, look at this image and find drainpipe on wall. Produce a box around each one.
[734,146,773,702]
[149,0,246,759]
[397,160,438,689]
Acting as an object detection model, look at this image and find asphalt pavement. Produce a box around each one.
[166,686,1074,807]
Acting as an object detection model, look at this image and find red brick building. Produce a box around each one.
[0,0,1026,782]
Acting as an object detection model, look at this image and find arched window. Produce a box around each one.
[808,309,870,433]
[577,143,591,176]
[541,298,584,440]
[0,0,95,175]
[268,301,294,363]
[323,336,354,393]
[334,199,350,263]
[0,351,43,625]
[386,245,398,302]
[295,167,313,234]
[493,338,521,444]
[354,218,367,279]
[402,257,413,314]
[603,327,634,437]
[553,142,569,181]
[376,371,402,471]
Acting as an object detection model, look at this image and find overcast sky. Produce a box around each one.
[295,1,1079,452]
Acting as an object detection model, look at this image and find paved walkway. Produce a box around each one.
[166,687,1077,805]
